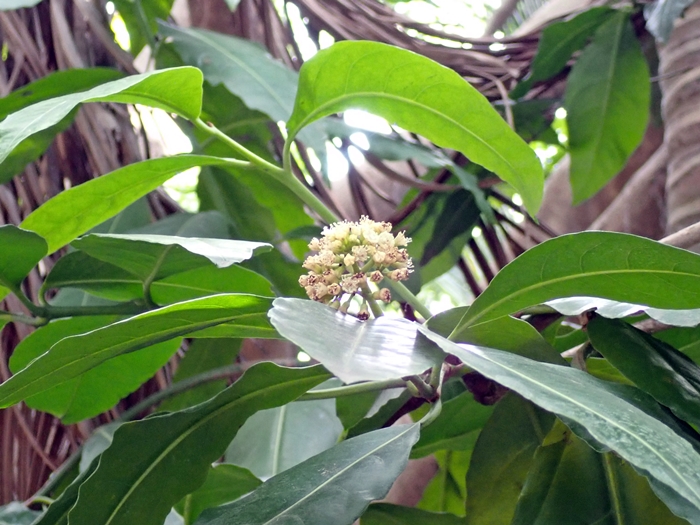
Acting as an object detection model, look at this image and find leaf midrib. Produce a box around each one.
[102,371,326,525]
[460,345,700,505]
[261,425,416,525]
[291,92,521,181]
[459,267,700,335]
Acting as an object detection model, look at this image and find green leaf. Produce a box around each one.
[9,316,180,423]
[175,464,261,524]
[197,424,420,525]
[656,326,700,364]
[70,233,271,281]
[361,503,464,525]
[466,394,554,525]
[0,294,273,407]
[421,190,480,266]
[287,41,544,214]
[346,389,413,439]
[418,448,472,516]
[419,326,700,516]
[269,298,445,383]
[159,339,242,412]
[44,251,273,305]
[565,12,650,203]
[511,8,615,98]
[32,459,98,525]
[158,22,326,153]
[411,390,492,458]
[645,0,696,42]
[453,232,700,336]
[79,422,121,472]
[0,225,47,301]
[21,155,231,254]
[0,68,126,181]
[512,428,688,525]
[0,502,40,525]
[336,390,380,430]
[0,67,203,167]
[430,307,565,365]
[112,0,173,54]
[588,316,700,428]
[67,363,329,525]
[225,398,344,479]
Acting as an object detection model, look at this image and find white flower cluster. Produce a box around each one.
[299,216,413,308]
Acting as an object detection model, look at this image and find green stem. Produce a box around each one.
[41,301,149,319]
[407,376,436,400]
[358,281,383,318]
[194,118,284,176]
[195,118,339,225]
[390,280,432,320]
[0,311,46,326]
[299,378,407,401]
[118,363,247,421]
[24,495,55,507]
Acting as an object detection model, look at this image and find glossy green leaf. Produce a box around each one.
[0,68,202,167]
[512,8,614,98]
[428,307,565,365]
[175,464,261,524]
[44,252,273,304]
[452,232,700,337]
[197,424,419,525]
[71,233,270,281]
[419,326,700,516]
[645,0,696,41]
[287,41,544,214]
[565,12,650,203]
[225,398,344,479]
[0,294,272,407]
[0,68,126,181]
[269,298,445,383]
[0,502,40,525]
[411,390,492,458]
[361,503,464,525]
[656,326,700,364]
[0,225,47,301]
[588,316,700,427]
[22,155,232,254]
[465,394,554,525]
[336,390,380,430]
[67,363,329,525]
[32,458,98,525]
[9,316,180,423]
[159,339,242,412]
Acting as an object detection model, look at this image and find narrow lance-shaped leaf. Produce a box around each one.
[67,363,330,525]
[565,11,650,203]
[21,155,235,254]
[0,225,47,302]
[0,67,203,166]
[196,424,420,525]
[453,232,700,337]
[269,298,445,384]
[287,41,544,214]
[70,234,271,281]
[0,294,273,407]
[588,316,700,428]
[418,325,700,517]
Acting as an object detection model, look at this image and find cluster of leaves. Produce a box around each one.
[1,1,700,525]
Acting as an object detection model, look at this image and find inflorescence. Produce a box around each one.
[299,216,413,319]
